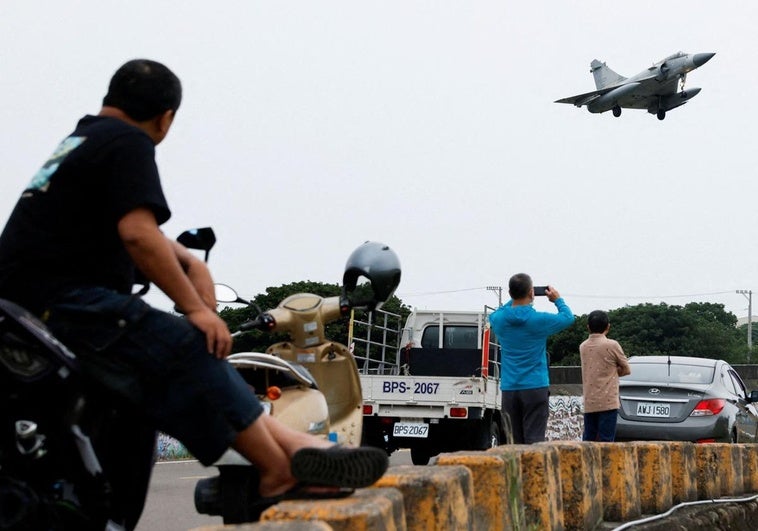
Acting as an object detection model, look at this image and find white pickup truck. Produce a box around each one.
[351,307,508,465]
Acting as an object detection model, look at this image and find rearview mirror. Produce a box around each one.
[177,227,217,262]
[215,283,239,303]
[214,283,251,305]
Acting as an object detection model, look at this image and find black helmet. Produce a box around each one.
[342,241,401,310]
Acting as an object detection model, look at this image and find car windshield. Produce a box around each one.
[622,362,715,385]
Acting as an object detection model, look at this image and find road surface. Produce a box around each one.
[137,450,411,531]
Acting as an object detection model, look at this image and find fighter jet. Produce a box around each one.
[555,51,715,120]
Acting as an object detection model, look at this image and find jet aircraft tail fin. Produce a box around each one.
[590,59,626,89]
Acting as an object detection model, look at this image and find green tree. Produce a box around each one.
[548,301,746,365]
[736,323,757,362]
[547,315,586,365]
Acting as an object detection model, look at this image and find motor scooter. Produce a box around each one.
[0,228,400,529]
[0,281,166,530]
[0,230,225,530]
[188,235,402,524]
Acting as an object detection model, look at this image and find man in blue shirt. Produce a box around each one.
[489,273,575,443]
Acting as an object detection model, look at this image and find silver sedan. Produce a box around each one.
[615,355,758,443]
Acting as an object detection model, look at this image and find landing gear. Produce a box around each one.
[657,109,666,120]
[612,105,621,118]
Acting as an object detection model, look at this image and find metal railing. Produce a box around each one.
[483,304,502,380]
[349,308,403,375]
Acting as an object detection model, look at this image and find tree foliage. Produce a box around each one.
[737,322,758,346]
[549,302,748,366]
[218,280,411,354]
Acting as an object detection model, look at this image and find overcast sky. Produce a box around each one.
[2,2,756,320]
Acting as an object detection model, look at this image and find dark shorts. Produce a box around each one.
[45,286,263,465]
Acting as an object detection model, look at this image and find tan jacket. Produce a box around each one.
[579,333,631,413]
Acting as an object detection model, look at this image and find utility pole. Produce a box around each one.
[736,289,752,360]
[487,285,503,307]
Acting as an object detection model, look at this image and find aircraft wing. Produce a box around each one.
[554,87,613,107]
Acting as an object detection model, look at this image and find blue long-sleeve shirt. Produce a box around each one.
[489,298,574,390]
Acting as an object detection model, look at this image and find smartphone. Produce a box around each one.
[533,286,548,296]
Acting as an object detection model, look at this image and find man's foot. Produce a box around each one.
[290,445,388,488]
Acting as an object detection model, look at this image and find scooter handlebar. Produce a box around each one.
[237,313,276,332]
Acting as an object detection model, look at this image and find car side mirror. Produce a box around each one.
[748,390,758,403]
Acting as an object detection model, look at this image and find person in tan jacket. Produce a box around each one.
[579,310,631,441]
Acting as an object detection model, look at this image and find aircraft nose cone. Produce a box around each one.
[693,53,715,67]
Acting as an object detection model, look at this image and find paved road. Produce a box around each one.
[137,450,411,531]
[137,460,219,531]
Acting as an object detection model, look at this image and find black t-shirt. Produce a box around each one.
[0,115,171,313]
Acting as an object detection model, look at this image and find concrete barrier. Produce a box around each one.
[725,445,745,496]
[260,487,406,530]
[695,444,723,499]
[372,464,471,530]
[193,522,333,531]
[434,451,519,530]
[487,444,564,530]
[195,441,758,531]
[743,444,758,493]
[667,441,698,504]
[630,441,672,514]
[547,441,603,531]
[599,443,641,522]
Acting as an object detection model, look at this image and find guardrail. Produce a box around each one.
[193,440,758,531]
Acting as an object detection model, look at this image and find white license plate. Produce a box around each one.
[636,402,670,417]
[393,422,429,438]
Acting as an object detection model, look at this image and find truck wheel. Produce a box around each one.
[472,418,500,450]
[488,421,501,448]
[410,447,431,465]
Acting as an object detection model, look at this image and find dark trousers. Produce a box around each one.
[583,409,619,442]
[501,387,550,444]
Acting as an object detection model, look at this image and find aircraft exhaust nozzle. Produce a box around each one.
[692,53,715,68]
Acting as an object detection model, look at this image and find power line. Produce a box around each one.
[397,286,489,296]
[564,290,734,300]
[397,287,737,301]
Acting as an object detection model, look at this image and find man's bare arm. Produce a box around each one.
[117,208,231,358]
[171,240,217,311]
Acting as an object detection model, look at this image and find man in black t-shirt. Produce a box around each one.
[0,59,386,528]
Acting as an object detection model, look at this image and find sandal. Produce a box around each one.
[290,445,388,488]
